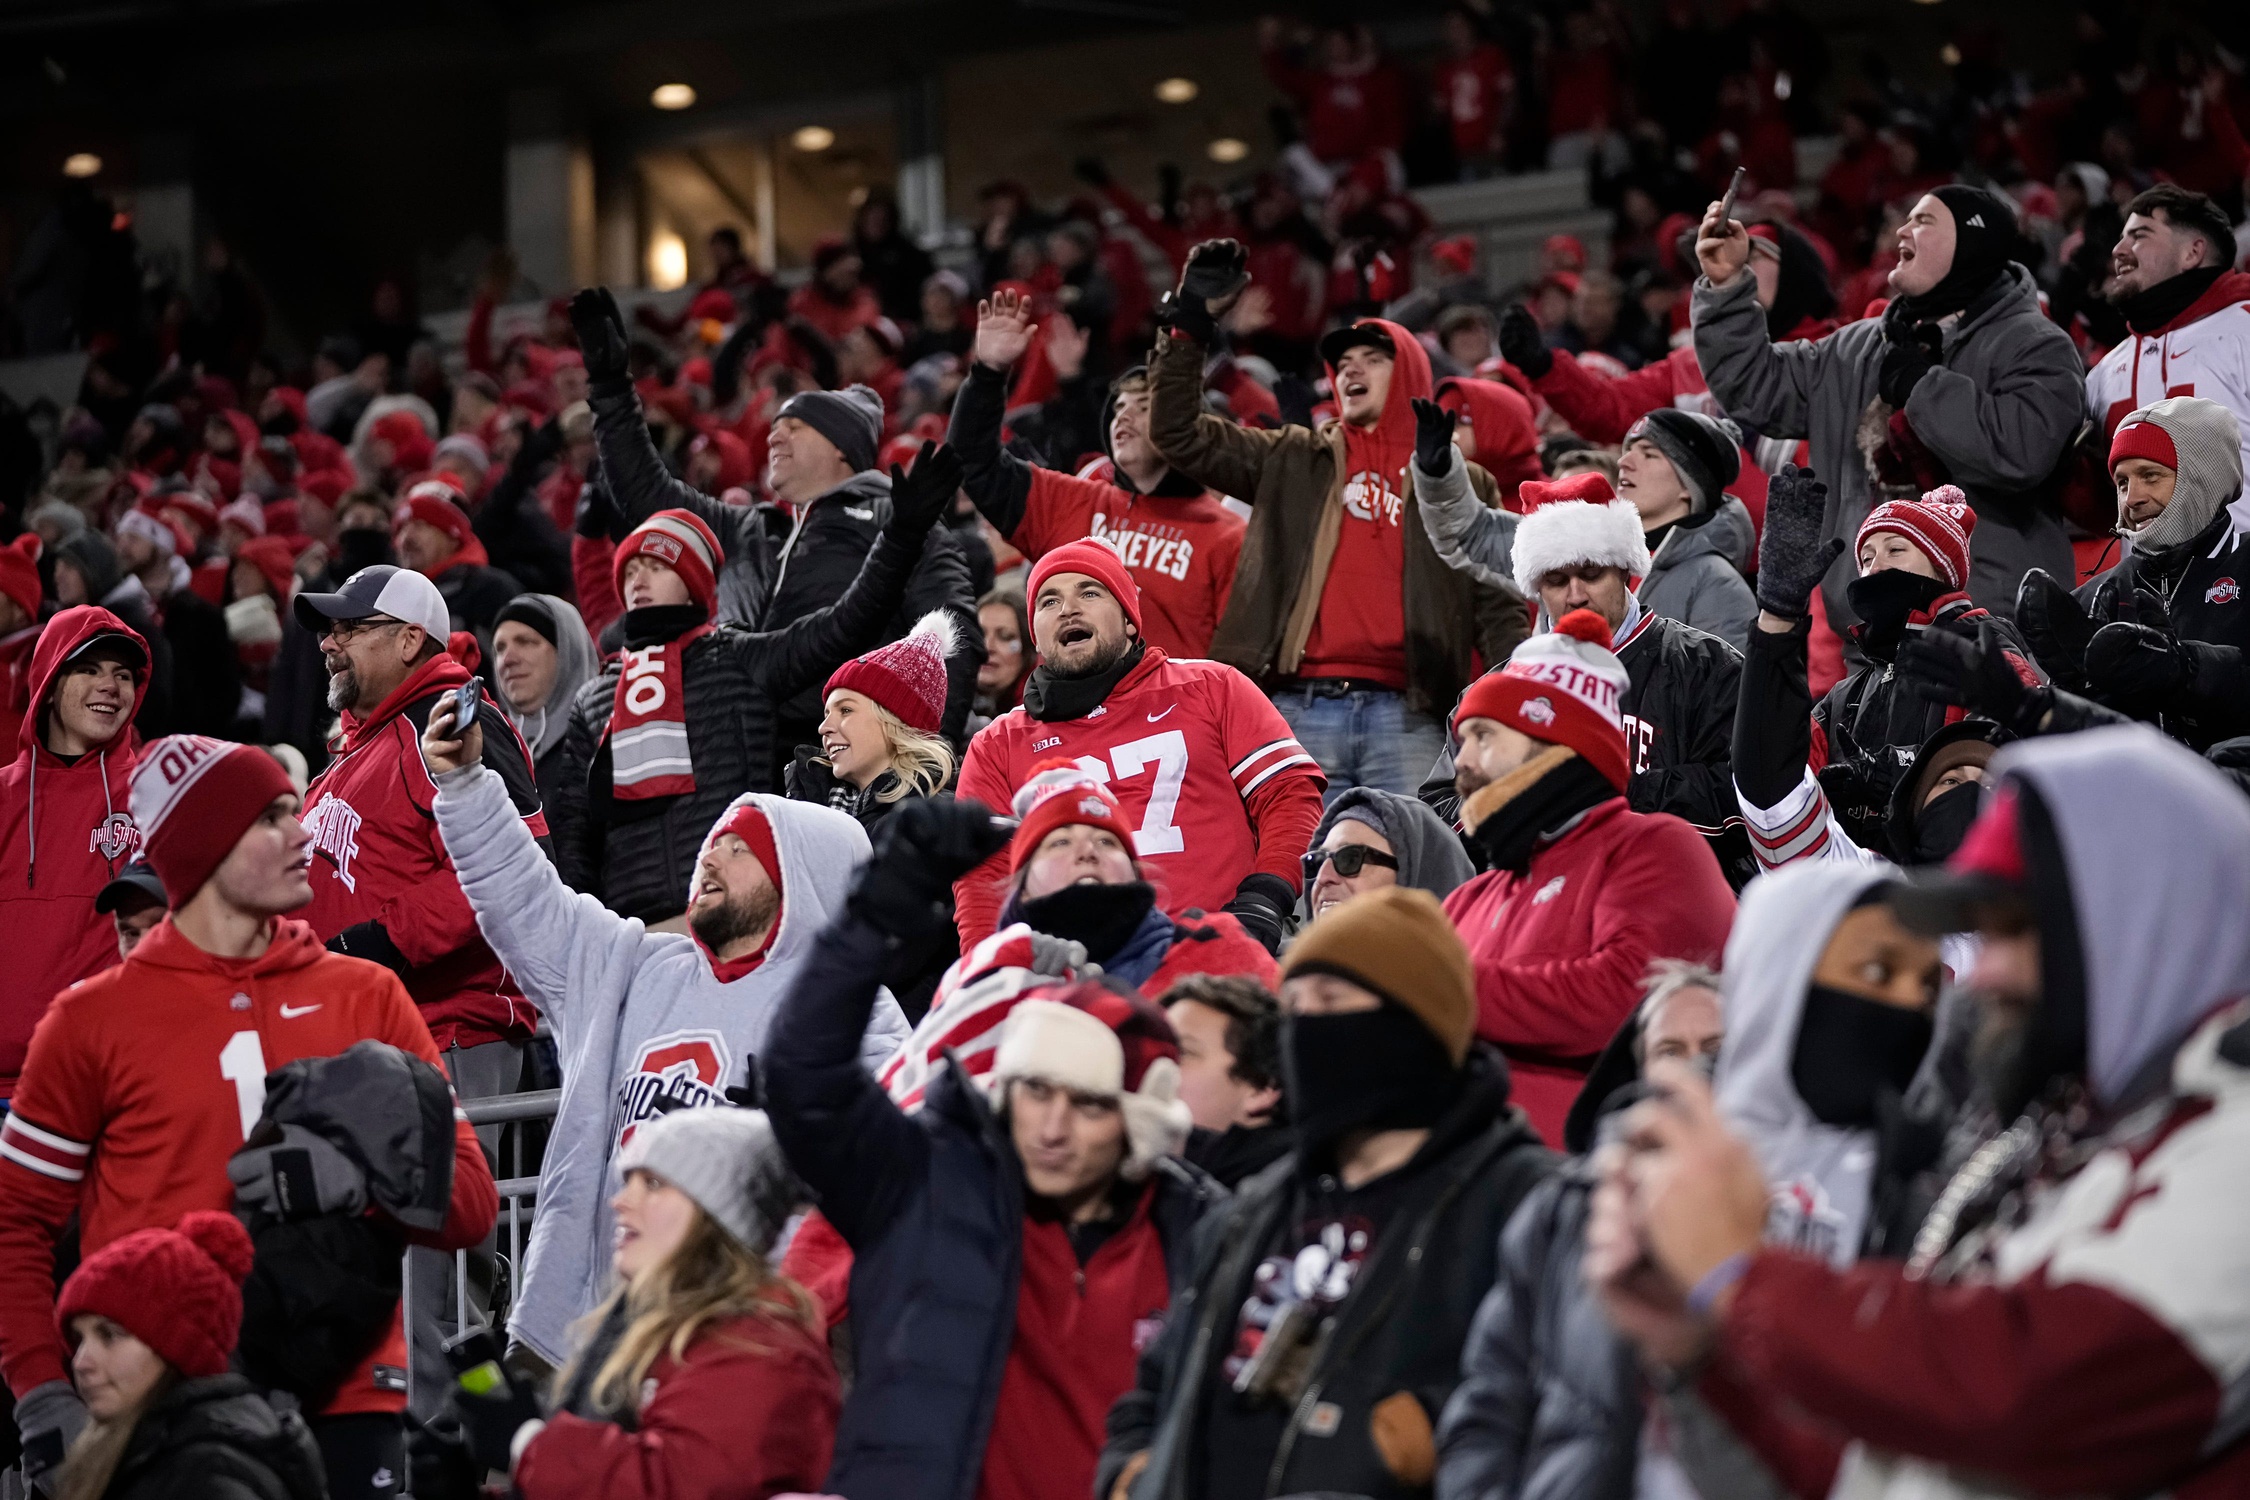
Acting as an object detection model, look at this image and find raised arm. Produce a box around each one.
[1689,204,1836,441]
[1411,400,1520,591]
[949,292,1041,538]
[1148,240,1293,503]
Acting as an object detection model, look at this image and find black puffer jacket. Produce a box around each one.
[587,376,980,766]
[1100,1048,1554,1500]
[1434,1165,1639,1500]
[2072,510,2250,748]
[548,530,922,923]
[98,1375,327,1500]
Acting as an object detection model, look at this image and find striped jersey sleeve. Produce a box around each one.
[1736,766,1874,871]
[1218,666,1323,800]
[0,1113,89,1184]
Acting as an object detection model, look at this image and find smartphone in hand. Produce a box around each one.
[447,680,480,735]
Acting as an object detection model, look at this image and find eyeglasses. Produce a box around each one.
[322,616,405,644]
[1302,843,1401,887]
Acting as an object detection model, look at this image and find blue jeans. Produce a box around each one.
[1273,683,1448,802]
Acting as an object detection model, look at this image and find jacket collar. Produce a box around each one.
[339,651,471,751]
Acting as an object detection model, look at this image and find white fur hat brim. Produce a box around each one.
[986,999,1193,1180]
[1512,499,1652,595]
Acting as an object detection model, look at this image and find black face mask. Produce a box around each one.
[1284,1004,1463,1160]
[1790,985,1934,1128]
[1016,880,1156,964]
[1911,779,1983,865]
[623,603,709,648]
[1847,568,1951,662]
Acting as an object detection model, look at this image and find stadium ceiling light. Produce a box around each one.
[1939,42,1962,65]
[792,125,836,152]
[648,230,689,291]
[650,83,697,110]
[1154,77,1199,104]
[62,153,101,178]
[1206,137,1249,164]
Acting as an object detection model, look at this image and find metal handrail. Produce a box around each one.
[464,1088,561,1125]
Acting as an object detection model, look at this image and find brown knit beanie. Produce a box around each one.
[1281,886,1475,1065]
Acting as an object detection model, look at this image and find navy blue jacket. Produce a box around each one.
[763,907,1220,1500]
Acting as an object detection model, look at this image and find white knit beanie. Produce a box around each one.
[614,1106,805,1257]
[986,996,1193,1181]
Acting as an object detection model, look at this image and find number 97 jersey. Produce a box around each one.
[955,647,1325,941]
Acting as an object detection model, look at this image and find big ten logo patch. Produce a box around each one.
[1340,470,1403,528]
[88,812,140,862]
[1090,513,1196,582]
[1625,713,1656,774]
[615,1029,730,1145]
[302,795,364,893]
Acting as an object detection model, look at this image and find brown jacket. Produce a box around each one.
[1147,323,1529,716]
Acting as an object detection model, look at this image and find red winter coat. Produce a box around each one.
[0,607,146,1097]
[1442,797,1734,1146]
[301,651,549,1050]
[513,1307,839,1500]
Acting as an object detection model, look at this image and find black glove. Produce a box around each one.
[883,441,964,545]
[847,797,1014,946]
[1072,156,1111,188]
[1273,373,1319,431]
[1877,321,1942,409]
[452,1370,545,1474]
[1223,872,1293,956]
[327,919,409,975]
[2014,568,2096,689]
[1497,303,1552,379]
[1409,398,1459,475]
[568,287,631,384]
[573,477,616,540]
[2085,619,2195,710]
[1753,464,1845,619]
[228,1124,369,1222]
[1898,620,2047,733]
[1158,239,1250,344]
[405,1414,481,1500]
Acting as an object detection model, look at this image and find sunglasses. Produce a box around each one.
[1302,843,1400,887]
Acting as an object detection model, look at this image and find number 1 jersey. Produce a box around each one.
[955,646,1324,944]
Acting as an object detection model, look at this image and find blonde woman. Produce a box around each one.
[786,610,960,829]
[424,1106,836,1500]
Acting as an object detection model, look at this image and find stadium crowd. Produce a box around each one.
[2,6,2250,1500]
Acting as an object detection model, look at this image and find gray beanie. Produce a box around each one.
[776,384,885,475]
[614,1106,805,1257]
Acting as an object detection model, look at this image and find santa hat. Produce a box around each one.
[129,736,299,904]
[986,981,1192,1180]
[614,508,722,617]
[57,1211,254,1380]
[1452,609,1632,791]
[1855,485,1976,591]
[1009,760,1138,873]
[1026,538,1143,635]
[393,478,476,551]
[824,610,959,734]
[1511,492,1651,597]
[0,535,42,623]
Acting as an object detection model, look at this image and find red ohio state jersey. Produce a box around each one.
[955,647,1323,944]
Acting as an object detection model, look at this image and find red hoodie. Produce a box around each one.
[0,916,497,1413]
[1296,318,1430,689]
[0,608,146,1097]
[301,650,548,1050]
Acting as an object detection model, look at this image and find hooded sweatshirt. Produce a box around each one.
[430,766,910,1363]
[0,608,146,1095]
[497,594,600,785]
[1310,785,1474,908]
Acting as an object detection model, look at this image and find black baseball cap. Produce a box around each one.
[1318,321,1397,370]
[96,860,168,915]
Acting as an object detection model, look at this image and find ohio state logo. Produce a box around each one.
[88,813,140,862]
[615,1029,729,1146]
[1518,695,1556,727]
[637,533,682,565]
[2207,577,2240,605]
[1340,470,1403,527]
[302,794,364,893]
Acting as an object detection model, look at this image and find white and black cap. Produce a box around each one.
[293,564,450,645]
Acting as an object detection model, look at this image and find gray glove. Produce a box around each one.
[1754,463,1845,620]
[16,1379,89,1494]
[228,1124,368,1222]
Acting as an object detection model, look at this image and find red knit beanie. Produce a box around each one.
[823,610,958,734]
[1452,609,1632,790]
[393,478,475,551]
[129,736,300,904]
[613,509,722,618]
[369,410,435,474]
[57,1211,255,1379]
[690,796,786,959]
[1009,759,1139,872]
[1027,539,1143,635]
[2109,416,2179,475]
[0,534,41,624]
[1855,485,1977,591]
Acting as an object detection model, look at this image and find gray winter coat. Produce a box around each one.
[1638,498,1758,652]
[1691,264,2081,625]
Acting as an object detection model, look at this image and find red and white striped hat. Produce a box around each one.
[1855,485,1977,591]
[613,508,723,616]
[128,735,298,903]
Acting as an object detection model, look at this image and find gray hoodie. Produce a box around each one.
[432,765,909,1362]
[1636,496,1758,652]
[496,594,599,767]
[1310,787,1475,911]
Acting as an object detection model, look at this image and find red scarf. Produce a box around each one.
[602,624,713,800]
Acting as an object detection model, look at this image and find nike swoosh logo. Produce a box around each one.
[1147,706,1176,722]
[279,1003,322,1019]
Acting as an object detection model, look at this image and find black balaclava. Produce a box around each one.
[1845,568,1951,661]
[1792,986,1934,1127]
[1898,185,2017,322]
[1284,996,1463,1161]
[1910,780,1984,865]
[1016,881,1156,964]
[622,602,708,649]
